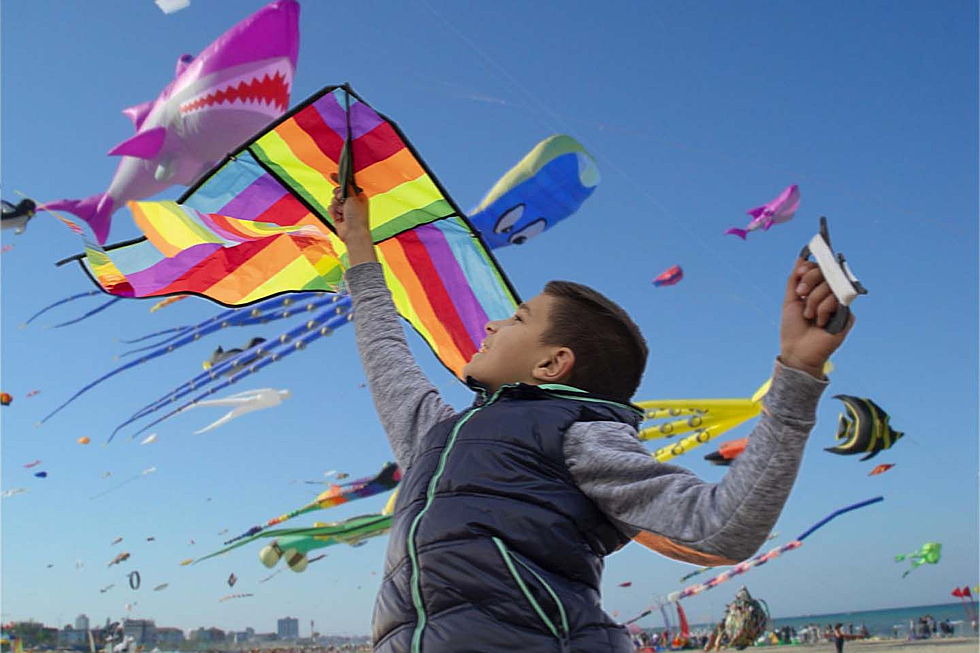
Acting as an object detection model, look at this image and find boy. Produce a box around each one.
[330,187,853,652]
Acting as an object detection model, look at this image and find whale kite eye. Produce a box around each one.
[493,204,525,234]
[509,218,546,245]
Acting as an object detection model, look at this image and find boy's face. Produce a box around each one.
[463,292,567,392]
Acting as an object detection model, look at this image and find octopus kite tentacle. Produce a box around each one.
[124,309,352,440]
[24,290,105,326]
[117,295,296,355]
[117,326,194,345]
[117,293,343,358]
[43,293,350,426]
[109,298,352,435]
[51,297,124,328]
[110,305,353,441]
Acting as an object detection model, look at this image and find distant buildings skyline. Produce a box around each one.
[276,618,299,640]
[7,615,369,650]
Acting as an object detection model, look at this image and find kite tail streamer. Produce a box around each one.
[108,330,294,440]
[23,290,103,326]
[41,334,217,425]
[117,293,342,358]
[89,471,148,500]
[115,292,306,354]
[117,325,194,345]
[118,324,234,360]
[51,297,124,328]
[222,294,349,327]
[623,609,654,627]
[115,308,352,441]
[116,301,350,428]
[795,496,883,541]
[621,497,884,626]
[117,303,260,355]
[57,297,348,431]
[41,301,267,424]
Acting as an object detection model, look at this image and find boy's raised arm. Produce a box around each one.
[330,184,456,469]
[565,258,854,564]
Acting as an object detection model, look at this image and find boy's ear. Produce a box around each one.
[532,346,575,384]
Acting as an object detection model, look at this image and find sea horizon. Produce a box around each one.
[770,599,978,621]
[679,600,979,639]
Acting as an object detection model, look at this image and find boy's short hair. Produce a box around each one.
[542,280,648,402]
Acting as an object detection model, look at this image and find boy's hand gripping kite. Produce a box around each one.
[799,217,867,334]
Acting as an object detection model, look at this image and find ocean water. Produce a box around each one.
[766,601,978,639]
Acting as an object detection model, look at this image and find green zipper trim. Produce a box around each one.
[407,384,509,653]
[512,556,569,636]
[538,383,588,393]
[538,385,645,419]
[492,537,562,639]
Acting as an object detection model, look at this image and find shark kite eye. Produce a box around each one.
[509,218,546,245]
[493,204,525,234]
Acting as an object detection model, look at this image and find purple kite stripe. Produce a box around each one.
[199,213,251,243]
[413,223,488,347]
[124,243,224,294]
[311,90,383,141]
[215,173,289,222]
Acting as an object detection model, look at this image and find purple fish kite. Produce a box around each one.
[41,0,299,243]
[725,184,800,240]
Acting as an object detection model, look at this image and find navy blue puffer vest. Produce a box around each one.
[372,382,644,652]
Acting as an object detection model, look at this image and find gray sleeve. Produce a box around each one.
[345,262,456,469]
[564,360,828,563]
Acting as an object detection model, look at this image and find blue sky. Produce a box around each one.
[2,0,977,635]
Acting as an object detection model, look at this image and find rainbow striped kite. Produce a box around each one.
[62,85,519,377]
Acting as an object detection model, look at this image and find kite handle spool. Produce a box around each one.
[799,217,867,335]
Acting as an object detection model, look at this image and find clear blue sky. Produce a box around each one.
[2,0,977,636]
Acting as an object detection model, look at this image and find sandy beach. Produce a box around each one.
[786,638,979,653]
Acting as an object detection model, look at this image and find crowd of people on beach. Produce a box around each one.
[626,613,975,652]
[905,615,960,640]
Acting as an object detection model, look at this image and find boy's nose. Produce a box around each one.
[484,320,499,334]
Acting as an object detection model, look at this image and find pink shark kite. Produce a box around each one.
[725,184,801,240]
[42,0,299,244]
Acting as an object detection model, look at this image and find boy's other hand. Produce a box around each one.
[779,258,854,378]
[327,173,370,243]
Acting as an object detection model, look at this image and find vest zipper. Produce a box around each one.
[492,536,570,643]
[407,384,507,653]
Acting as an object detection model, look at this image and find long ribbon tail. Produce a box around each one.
[112,307,352,441]
[796,496,884,541]
[106,297,349,440]
[117,302,350,430]
[23,290,103,326]
[621,496,885,626]
[117,326,193,345]
[117,293,340,357]
[622,608,653,627]
[50,297,124,328]
[40,326,215,425]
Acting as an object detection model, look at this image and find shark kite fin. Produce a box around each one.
[121,101,156,131]
[107,127,167,160]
